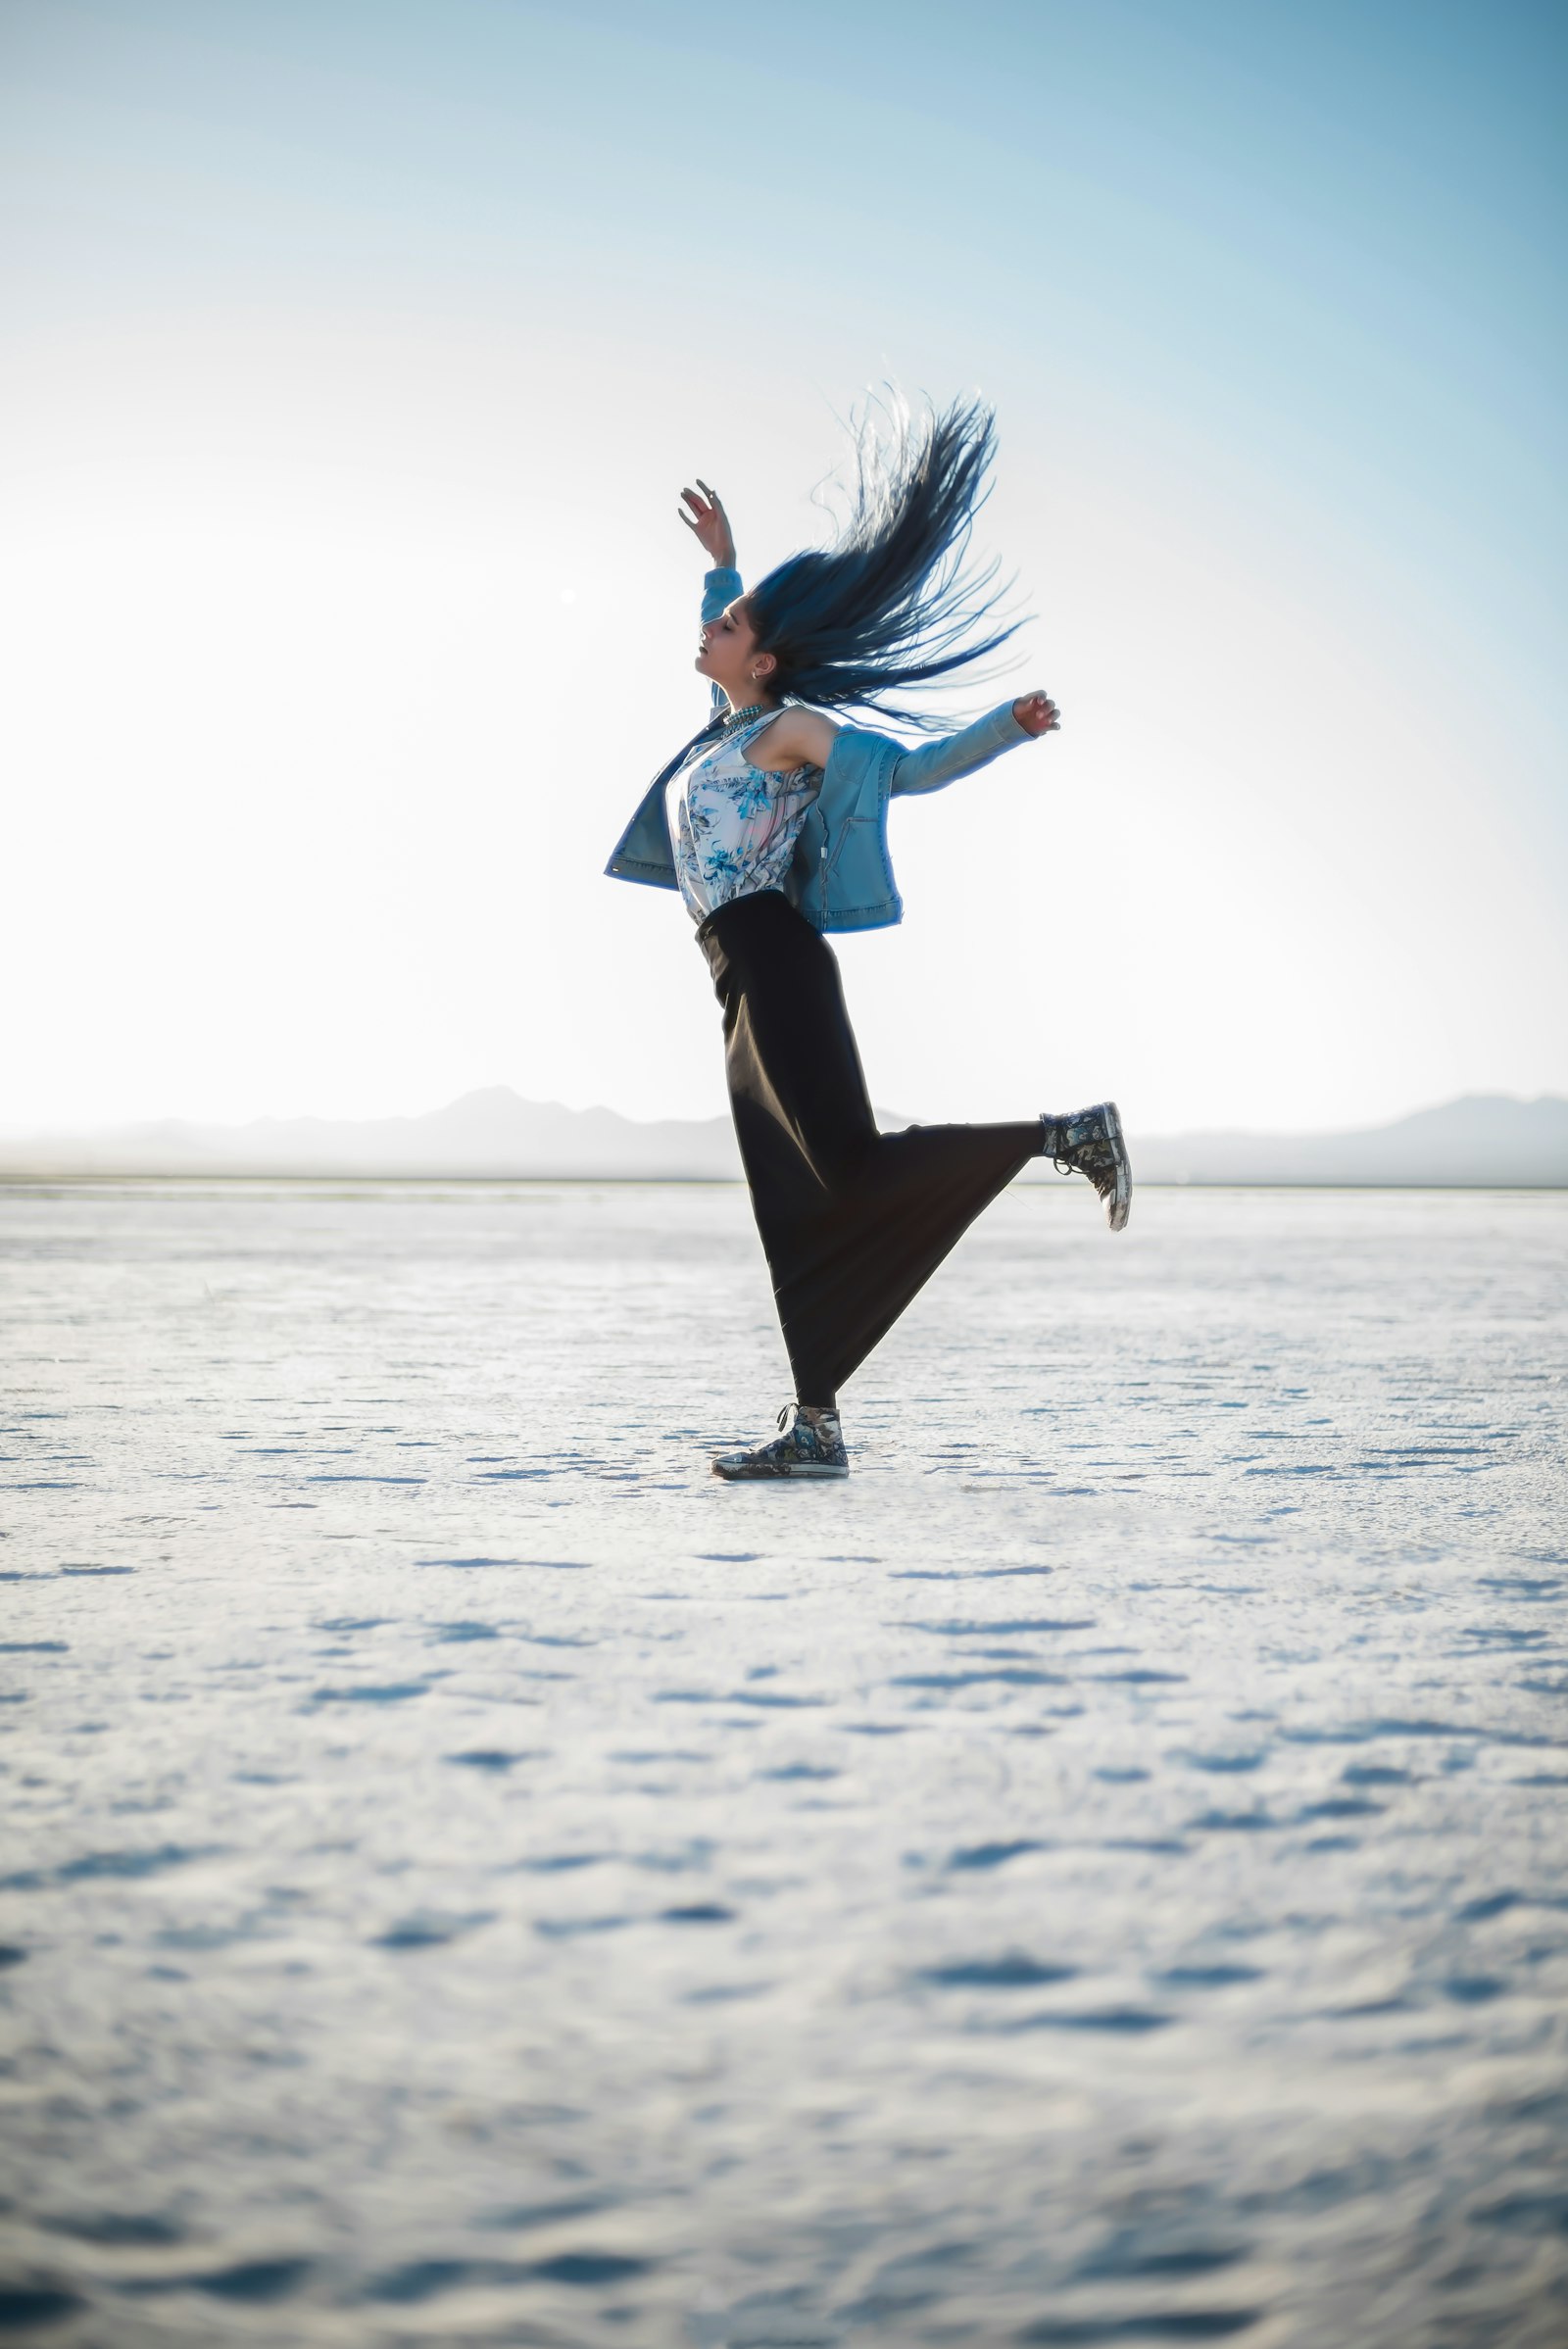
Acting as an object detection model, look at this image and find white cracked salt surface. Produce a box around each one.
[0,1180,1565,2347]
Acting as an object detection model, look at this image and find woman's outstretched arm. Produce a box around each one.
[889,693,1059,797]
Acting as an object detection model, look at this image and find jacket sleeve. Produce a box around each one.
[887,702,1033,798]
[703,565,742,620]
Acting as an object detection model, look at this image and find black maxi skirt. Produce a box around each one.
[698,888,1044,1404]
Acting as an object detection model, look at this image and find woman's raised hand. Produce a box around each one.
[678,479,737,567]
[1012,691,1060,738]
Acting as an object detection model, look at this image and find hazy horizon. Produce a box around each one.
[4,0,1564,1138]
[3,1078,1566,1147]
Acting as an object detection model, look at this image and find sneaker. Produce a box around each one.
[711,1404,850,1481]
[1041,1101,1132,1232]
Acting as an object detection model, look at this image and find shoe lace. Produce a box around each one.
[1048,1116,1114,1187]
[1042,1114,1077,1179]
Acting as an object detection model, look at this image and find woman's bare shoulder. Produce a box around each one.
[765,707,841,769]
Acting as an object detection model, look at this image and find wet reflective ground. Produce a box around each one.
[1,1182,1565,2346]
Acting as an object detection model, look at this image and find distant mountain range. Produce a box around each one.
[2,1090,1565,1186]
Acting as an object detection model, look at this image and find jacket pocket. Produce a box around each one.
[824,814,895,922]
[827,813,880,869]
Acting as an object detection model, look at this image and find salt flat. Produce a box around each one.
[1,1182,1564,2347]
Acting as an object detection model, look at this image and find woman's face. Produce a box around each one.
[695,599,776,702]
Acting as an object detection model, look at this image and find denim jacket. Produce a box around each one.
[605,566,1033,933]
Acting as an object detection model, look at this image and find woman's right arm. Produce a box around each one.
[678,479,736,568]
[679,481,742,711]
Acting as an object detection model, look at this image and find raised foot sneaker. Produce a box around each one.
[1041,1101,1132,1233]
[711,1404,850,1481]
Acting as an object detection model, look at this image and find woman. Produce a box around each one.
[607,399,1129,1480]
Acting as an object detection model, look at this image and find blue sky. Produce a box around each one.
[2,0,1563,1132]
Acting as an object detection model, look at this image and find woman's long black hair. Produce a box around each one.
[746,394,1021,730]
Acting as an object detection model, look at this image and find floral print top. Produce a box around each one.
[666,710,823,924]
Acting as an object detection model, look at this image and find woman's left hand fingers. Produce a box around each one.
[1013,690,1061,735]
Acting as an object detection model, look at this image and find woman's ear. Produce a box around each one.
[751,650,777,683]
